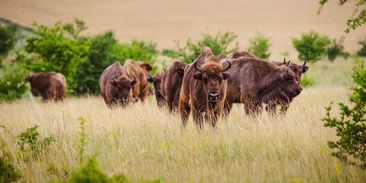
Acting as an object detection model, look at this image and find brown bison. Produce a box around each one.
[273,59,309,81]
[223,57,302,115]
[152,71,165,107]
[99,60,151,106]
[179,47,231,128]
[26,72,66,102]
[160,61,187,112]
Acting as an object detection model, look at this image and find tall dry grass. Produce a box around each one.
[1,85,365,182]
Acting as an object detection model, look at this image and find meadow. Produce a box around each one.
[1,59,365,182]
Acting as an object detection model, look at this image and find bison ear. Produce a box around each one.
[302,66,309,73]
[222,72,230,80]
[131,79,137,86]
[177,68,184,76]
[193,72,202,80]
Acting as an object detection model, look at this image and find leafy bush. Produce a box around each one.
[24,21,90,93]
[300,74,316,87]
[326,37,349,61]
[0,155,21,183]
[0,24,18,56]
[163,32,239,63]
[322,59,366,168]
[17,125,55,160]
[0,64,28,102]
[248,33,271,59]
[292,31,330,62]
[357,39,366,57]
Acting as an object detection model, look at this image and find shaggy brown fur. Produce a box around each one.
[99,61,151,107]
[232,51,256,59]
[153,71,165,107]
[26,72,66,102]
[223,57,302,115]
[160,60,187,112]
[179,47,231,128]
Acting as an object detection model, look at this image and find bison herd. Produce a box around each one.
[26,46,308,128]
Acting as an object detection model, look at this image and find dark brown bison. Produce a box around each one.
[232,51,256,59]
[179,47,231,128]
[26,72,66,102]
[223,57,302,115]
[99,60,151,106]
[160,61,187,112]
[153,71,165,107]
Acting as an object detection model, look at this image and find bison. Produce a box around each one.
[223,57,302,115]
[273,59,309,81]
[152,71,165,107]
[160,61,187,112]
[26,72,67,102]
[232,50,256,59]
[179,47,231,128]
[99,60,151,106]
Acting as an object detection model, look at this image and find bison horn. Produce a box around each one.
[193,61,203,72]
[302,60,307,68]
[222,61,232,72]
[283,58,286,64]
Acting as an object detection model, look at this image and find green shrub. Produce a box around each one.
[248,33,271,59]
[0,155,21,183]
[110,39,158,65]
[24,21,90,94]
[76,117,87,164]
[300,74,316,87]
[163,32,239,63]
[357,39,366,57]
[0,24,18,56]
[0,64,28,102]
[322,59,366,168]
[17,125,55,160]
[292,31,330,62]
[73,31,119,95]
[326,37,349,62]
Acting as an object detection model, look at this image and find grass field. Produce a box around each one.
[1,59,366,182]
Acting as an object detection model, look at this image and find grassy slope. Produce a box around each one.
[0,59,366,182]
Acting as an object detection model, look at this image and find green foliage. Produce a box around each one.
[300,74,316,87]
[0,64,28,102]
[77,117,87,164]
[292,31,330,62]
[322,59,366,168]
[318,0,366,33]
[0,24,18,56]
[111,39,158,65]
[63,18,87,39]
[326,37,350,62]
[0,155,21,183]
[73,31,119,94]
[248,33,271,59]
[357,39,366,57]
[17,125,55,160]
[163,32,239,63]
[24,21,90,93]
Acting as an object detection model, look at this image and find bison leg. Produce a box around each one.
[179,101,190,127]
[223,101,233,117]
[192,107,204,129]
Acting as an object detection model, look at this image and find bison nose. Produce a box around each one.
[294,88,302,96]
[208,92,220,101]
[122,97,129,103]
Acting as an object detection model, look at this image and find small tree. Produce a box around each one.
[322,59,366,168]
[0,64,28,102]
[292,31,330,62]
[0,24,18,57]
[357,39,366,57]
[248,33,271,59]
[163,32,239,63]
[318,0,366,33]
[326,37,349,62]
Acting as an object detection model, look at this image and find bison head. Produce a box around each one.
[193,56,231,103]
[277,67,302,98]
[110,75,137,105]
[283,59,309,80]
